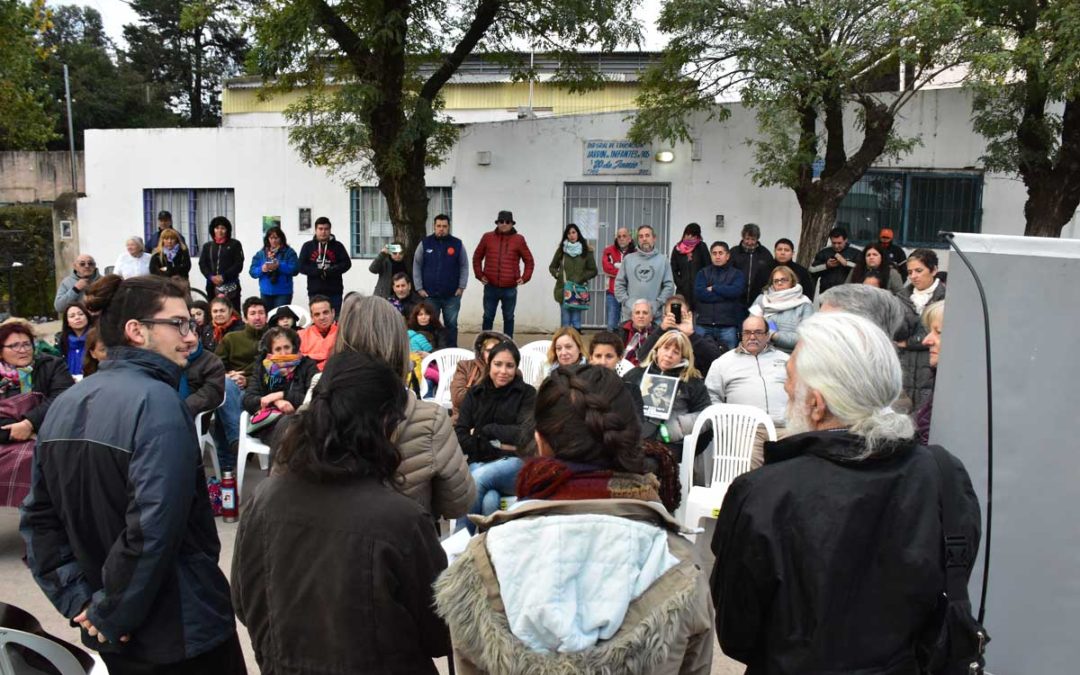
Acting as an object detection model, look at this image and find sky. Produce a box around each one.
[64,0,667,51]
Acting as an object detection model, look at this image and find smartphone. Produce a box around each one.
[388,244,403,254]
[671,302,683,324]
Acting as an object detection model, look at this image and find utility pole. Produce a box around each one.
[63,64,78,193]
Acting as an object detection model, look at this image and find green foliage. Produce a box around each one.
[0,205,56,318]
[0,0,58,149]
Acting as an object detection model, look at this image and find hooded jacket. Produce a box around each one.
[298,235,353,296]
[54,270,102,314]
[711,431,980,675]
[613,249,675,321]
[393,390,476,519]
[434,499,714,675]
[472,227,535,288]
[20,347,236,663]
[198,228,245,296]
[729,244,775,306]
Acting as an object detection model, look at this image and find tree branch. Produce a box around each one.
[308,0,371,77]
[419,0,503,102]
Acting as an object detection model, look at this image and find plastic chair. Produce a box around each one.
[0,603,98,674]
[194,409,222,479]
[677,403,776,533]
[237,411,271,505]
[420,348,474,407]
[615,359,635,376]
[518,340,551,388]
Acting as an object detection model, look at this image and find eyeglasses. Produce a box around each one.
[771,278,792,285]
[2,341,33,352]
[140,318,198,337]
[496,220,511,224]
[743,330,768,337]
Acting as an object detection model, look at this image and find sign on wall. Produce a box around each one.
[583,140,652,176]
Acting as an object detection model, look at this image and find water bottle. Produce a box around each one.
[221,471,238,523]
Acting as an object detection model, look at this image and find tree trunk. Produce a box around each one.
[378,148,430,259]
[1019,98,1080,237]
[1023,179,1080,237]
[191,28,203,125]
[795,184,843,267]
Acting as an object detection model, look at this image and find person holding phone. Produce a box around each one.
[809,227,859,295]
[748,266,814,353]
[631,295,724,376]
[370,241,412,299]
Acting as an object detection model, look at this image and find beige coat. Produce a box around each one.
[434,499,715,675]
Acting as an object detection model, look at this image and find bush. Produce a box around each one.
[0,205,56,319]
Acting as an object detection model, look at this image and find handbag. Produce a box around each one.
[562,270,590,310]
[215,281,239,297]
[0,392,43,444]
[247,407,282,433]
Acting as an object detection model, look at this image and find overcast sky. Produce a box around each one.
[64,0,667,51]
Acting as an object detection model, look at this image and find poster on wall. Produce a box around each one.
[571,207,600,240]
[583,140,653,176]
[298,208,312,231]
[262,216,281,233]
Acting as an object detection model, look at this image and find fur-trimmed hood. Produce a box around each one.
[434,499,715,675]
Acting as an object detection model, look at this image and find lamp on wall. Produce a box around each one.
[655,150,675,163]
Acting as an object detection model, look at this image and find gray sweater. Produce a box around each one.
[54,270,101,314]
[613,249,675,321]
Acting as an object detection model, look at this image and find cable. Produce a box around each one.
[938,231,992,625]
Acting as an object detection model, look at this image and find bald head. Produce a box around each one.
[741,315,769,355]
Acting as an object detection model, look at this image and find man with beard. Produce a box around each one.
[703,315,789,468]
[614,225,675,323]
[710,312,981,674]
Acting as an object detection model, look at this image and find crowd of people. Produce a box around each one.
[1,212,987,675]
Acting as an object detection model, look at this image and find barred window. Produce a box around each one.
[350,187,453,258]
[143,188,235,255]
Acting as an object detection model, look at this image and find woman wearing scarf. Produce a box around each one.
[249,226,299,310]
[0,321,74,443]
[435,364,714,674]
[670,222,711,311]
[198,216,245,311]
[200,296,243,352]
[548,223,598,329]
[896,249,946,410]
[56,303,91,376]
[748,265,814,353]
[114,237,152,278]
[242,327,319,445]
[149,228,192,283]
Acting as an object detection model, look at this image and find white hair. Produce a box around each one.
[631,298,652,313]
[794,311,914,457]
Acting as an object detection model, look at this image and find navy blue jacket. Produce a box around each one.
[695,264,747,327]
[413,233,469,298]
[20,347,236,663]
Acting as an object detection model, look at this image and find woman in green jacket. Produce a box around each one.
[548,223,598,329]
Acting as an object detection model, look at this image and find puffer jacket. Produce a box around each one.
[20,347,236,663]
[434,499,714,675]
[182,345,226,416]
[896,282,947,410]
[747,291,815,353]
[548,245,598,305]
[392,391,476,519]
[472,227,535,288]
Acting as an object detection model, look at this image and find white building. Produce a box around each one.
[78,87,1074,332]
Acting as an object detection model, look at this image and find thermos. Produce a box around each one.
[221,471,238,522]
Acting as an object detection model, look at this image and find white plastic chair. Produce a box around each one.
[237,410,271,505]
[615,359,635,376]
[0,627,92,675]
[518,340,551,388]
[677,403,776,533]
[194,409,222,479]
[420,348,474,407]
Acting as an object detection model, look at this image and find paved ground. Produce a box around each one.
[2,325,744,673]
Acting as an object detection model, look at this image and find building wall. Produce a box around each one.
[0,151,85,204]
[79,88,1069,332]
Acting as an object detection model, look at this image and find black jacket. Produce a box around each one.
[149,248,192,280]
[751,260,815,301]
[20,347,235,663]
[670,241,711,310]
[810,244,860,294]
[198,239,245,294]
[2,354,75,431]
[299,236,353,296]
[729,244,774,306]
[622,364,711,446]
[711,431,980,675]
[454,376,536,464]
[694,264,748,328]
[241,355,320,415]
[233,474,448,674]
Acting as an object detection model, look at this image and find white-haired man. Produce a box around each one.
[710,312,982,673]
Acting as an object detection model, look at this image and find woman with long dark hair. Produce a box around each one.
[248,226,299,310]
[670,222,711,310]
[233,351,449,673]
[548,223,597,329]
[56,302,91,376]
[198,216,245,311]
[436,365,714,673]
[896,249,946,409]
[846,242,904,293]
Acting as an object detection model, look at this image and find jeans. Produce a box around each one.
[326,293,343,316]
[212,378,245,472]
[482,285,518,337]
[458,457,525,534]
[605,291,621,331]
[426,294,461,347]
[261,293,292,310]
[560,305,583,329]
[699,324,738,351]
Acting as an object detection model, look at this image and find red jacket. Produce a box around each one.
[472,227,535,288]
[601,244,631,294]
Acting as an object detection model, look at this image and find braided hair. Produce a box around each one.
[535,364,644,473]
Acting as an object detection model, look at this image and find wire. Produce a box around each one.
[939,231,992,625]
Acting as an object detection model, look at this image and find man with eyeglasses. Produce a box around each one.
[22,275,246,673]
[54,254,101,314]
[704,314,790,468]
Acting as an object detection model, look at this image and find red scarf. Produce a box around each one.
[515,457,661,503]
[213,235,228,245]
[675,237,701,256]
[213,314,239,342]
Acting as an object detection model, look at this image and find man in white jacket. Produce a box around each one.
[704,315,789,468]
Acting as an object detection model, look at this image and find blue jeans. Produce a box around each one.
[560,305,583,329]
[261,293,292,310]
[605,291,621,331]
[326,293,343,315]
[482,286,518,337]
[699,324,738,351]
[426,294,461,347]
[458,457,525,534]
[212,378,245,471]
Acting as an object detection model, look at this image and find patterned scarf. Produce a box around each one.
[515,457,661,503]
[0,362,33,396]
[262,353,302,392]
[163,243,180,262]
[675,237,701,256]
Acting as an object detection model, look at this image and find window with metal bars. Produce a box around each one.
[835,170,983,247]
[349,187,453,258]
[142,188,235,255]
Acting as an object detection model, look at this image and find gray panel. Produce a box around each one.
[930,234,1080,674]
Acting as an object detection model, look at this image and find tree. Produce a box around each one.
[38,5,179,150]
[245,0,643,256]
[124,0,248,126]
[968,0,1080,237]
[0,0,57,149]
[629,0,973,265]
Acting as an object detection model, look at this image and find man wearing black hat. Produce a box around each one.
[146,210,186,252]
[472,210,534,337]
